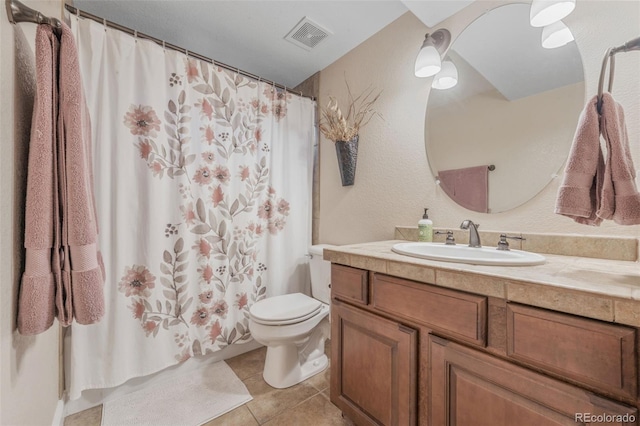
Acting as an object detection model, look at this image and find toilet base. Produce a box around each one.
[261,320,330,389]
[263,347,328,389]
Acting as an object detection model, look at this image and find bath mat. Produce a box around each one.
[101,361,252,426]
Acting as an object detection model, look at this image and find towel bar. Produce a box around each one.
[597,35,640,114]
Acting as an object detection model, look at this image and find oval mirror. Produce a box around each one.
[425,3,585,213]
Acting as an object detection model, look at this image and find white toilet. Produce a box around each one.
[249,244,333,389]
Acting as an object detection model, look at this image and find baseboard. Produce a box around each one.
[51,399,65,426]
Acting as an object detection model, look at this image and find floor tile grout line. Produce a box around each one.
[242,372,262,382]
[245,404,261,425]
[242,364,329,424]
[290,389,324,410]
[260,389,325,425]
[310,383,328,393]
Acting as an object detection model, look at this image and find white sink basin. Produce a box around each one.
[391,242,546,266]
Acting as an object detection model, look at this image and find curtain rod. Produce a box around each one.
[62,4,315,100]
[63,4,315,102]
[62,3,314,101]
[6,0,315,101]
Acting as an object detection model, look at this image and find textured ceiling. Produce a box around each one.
[401,0,474,27]
[73,0,408,87]
[72,0,476,88]
[71,2,577,101]
[452,3,583,101]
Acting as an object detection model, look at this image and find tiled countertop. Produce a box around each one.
[324,240,640,327]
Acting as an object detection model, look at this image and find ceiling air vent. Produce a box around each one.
[284,17,331,51]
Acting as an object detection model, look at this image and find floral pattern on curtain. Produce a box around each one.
[68,16,315,399]
[117,63,296,359]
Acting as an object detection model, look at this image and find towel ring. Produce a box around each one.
[596,48,615,114]
[596,35,640,114]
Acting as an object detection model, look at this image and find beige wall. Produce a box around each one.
[1,1,63,425]
[428,82,584,213]
[319,1,640,244]
[320,0,640,244]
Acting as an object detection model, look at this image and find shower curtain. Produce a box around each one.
[67,16,315,399]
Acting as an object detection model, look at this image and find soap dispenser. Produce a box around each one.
[418,208,433,242]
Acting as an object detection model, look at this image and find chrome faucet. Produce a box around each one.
[460,220,481,248]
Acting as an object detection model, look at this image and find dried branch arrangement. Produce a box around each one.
[319,80,382,142]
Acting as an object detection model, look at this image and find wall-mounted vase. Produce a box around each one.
[335,135,359,186]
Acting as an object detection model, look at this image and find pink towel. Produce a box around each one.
[554,95,605,226]
[438,166,488,213]
[18,24,105,335]
[597,93,640,225]
[58,23,105,325]
[18,26,58,334]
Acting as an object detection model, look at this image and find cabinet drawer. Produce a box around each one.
[507,304,637,400]
[371,273,487,346]
[331,264,368,305]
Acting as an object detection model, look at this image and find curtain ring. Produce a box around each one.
[162,40,166,51]
[103,18,107,32]
[76,7,80,19]
[185,49,189,58]
[133,29,138,42]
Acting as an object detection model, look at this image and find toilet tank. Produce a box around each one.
[308,244,334,305]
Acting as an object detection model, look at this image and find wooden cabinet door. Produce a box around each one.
[429,335,638,426]
[331,300,417,425]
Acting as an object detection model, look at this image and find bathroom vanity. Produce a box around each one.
[325,234,640,425]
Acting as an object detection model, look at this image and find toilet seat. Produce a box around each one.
[250,293,323,326]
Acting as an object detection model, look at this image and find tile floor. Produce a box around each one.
[64,343,352,425]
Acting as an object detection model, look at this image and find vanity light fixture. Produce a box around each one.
[530,0,576,27]
[541,20,575,48]
[414,29,451,78]
[431,60,458,89]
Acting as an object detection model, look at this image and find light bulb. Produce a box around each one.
[415,45,442,78]
[432,61,458,89]
[530,0,575,27]
[542,21,574,48]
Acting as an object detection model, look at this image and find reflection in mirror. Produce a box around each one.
[425,3,584,213]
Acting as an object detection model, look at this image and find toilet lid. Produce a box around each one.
[250,293,322,324]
